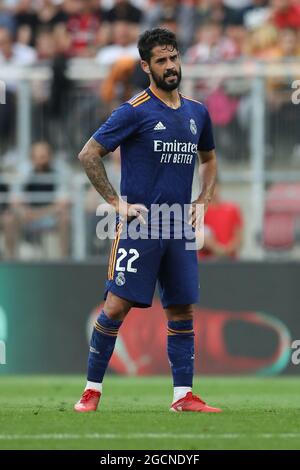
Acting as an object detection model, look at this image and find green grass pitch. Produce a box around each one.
[0,376,300,450]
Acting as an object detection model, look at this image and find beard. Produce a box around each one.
[150,66,182,91]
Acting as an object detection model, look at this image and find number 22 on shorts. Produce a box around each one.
[115,248,139,273]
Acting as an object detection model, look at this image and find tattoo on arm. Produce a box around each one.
[79,138,118,205]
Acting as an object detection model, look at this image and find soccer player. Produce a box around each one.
[74,28,221,413]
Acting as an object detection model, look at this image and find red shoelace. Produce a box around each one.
[185,392,206,405]
[80,389,99,403]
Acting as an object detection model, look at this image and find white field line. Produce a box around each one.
[0,433,300,440]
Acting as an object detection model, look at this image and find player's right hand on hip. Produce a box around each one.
[117,198,148,225]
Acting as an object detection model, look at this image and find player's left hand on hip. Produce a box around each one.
[189,200,205,230]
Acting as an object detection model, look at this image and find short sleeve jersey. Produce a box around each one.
[93,87,215,208]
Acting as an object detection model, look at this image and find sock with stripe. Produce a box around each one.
[87,310,122,385]
[167,320,194,401]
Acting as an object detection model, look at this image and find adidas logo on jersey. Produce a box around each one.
[154,121,166,131]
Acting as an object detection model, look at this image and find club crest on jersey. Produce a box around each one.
[190,119,197,135]
[115,272,126,286]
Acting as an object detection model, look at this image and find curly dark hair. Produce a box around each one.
[137,28,178,63]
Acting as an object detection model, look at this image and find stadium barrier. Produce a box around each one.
[0,261,297,376]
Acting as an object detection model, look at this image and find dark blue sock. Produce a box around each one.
[87,310,122,383]
[167,320,194,387]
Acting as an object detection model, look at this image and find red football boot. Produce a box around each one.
[170,392,222,413]
[74,389,101,412]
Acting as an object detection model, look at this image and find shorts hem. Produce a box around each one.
[104,285,152,309]
[161,298,199,309]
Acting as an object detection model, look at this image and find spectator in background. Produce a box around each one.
[223,0,253,7]
[13,0,67,47]
[224,23,247,57]
[244,0,271,30]
[185,20,239,64]
[100,55,137,109]
[222,0,253,24]
[64,0,106,57]
[266,27,300,107]
[143,0,195,52]
[194,0,246,29]
[29,0,69,51]
[158,13,178,35]
[96,19,139,65]
[217,0,251,25]
[270,0,300,29]
[198,179,243,259]
[98,26,140,114]
[104,0,142,24]
[14,0,37,45]
[35,26,58,60]
[101,0,142,47]
[0,24,36,63]
[266,27,300,160]
[0,25,36,153]
[185,21,242,161]
[269,25,300,60]
[244,21,278,58]
[0,0,16,33]
[4,141,70,259]
[36,0,68,31]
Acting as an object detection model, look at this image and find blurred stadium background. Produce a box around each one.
[1,0,300,450]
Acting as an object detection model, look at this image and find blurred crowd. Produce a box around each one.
[1,0,299,145]
[1,0,300,143]
[1,0,300,260]
[0,0,299,63]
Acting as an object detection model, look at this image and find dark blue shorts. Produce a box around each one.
[104,223,199,308]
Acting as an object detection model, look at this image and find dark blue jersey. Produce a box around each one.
[93,87,215,208]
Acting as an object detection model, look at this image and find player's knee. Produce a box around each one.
[104,308,129,322]
[166,305,194,321]
[104,293,132,321]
